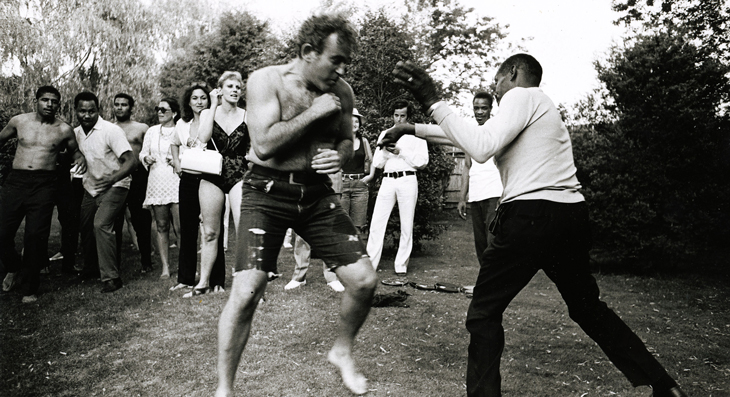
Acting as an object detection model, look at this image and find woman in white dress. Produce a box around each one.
[140,98,182,279]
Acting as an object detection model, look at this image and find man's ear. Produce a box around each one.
[509,65,518,82]
[300,43,317,62]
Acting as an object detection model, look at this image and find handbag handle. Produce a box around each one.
[207,136,220,152]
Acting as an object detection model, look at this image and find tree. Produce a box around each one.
[0,0,214,124]
[158,11,286,103]
[570,30,730,267]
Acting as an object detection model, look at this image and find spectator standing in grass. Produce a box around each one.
[457,91,502,268]
[113,93,153,274]
[183,71,249,298]
[170,82,226,291]
[384,54,688,397]
[75,91,137,294]
[366,100,428,276]
[0,86,86,302]
[140,98,182,280]
[215,14,377,396]
[342,108,373,234]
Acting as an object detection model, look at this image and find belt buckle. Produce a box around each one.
[288,172,303,185]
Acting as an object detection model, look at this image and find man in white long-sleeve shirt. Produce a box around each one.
[383,54,686,397]
[366,100,428,275]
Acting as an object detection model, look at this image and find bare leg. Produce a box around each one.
[170,203,180,246]
[216,269,268,397]
[124,207,139,250]
[152,205,172,278]
[228,180,243,241]
[329,257,378,395]
[194,180,224,291]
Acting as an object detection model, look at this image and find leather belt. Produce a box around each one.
[249,164,329,185]
[384,171,416,179]
[342,173,365,180]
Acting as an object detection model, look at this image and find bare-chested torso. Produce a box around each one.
[115,120,148,163]
[2,113,75,171]
[248,64,351,172]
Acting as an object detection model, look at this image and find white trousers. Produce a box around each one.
[366,175,418,273]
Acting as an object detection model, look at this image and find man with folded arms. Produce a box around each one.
[383,54,687,397]
[366,99,428,275]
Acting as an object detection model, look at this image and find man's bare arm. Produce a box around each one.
[247,68,342,160]
[0,117,19,146]
[62,124,87,174]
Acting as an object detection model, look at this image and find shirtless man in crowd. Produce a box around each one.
[0,86,86,302]
[215,14,377,396]
[113,93,152,273]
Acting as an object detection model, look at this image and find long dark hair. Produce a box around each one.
[180,83,212,122]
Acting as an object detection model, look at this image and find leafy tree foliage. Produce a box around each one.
[571,30,730,267]
[158,11,285,104]
[0,0,204,123]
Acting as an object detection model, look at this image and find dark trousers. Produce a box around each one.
[56,177,84,272]
[114,167,152,270]
[0,170,57,296]
[465,200,672,397]
[177,172,225,287]
[470,197,499,268]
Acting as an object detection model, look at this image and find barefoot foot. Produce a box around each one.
[328,349,368,395]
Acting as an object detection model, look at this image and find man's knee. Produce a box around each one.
[341,257,378,292]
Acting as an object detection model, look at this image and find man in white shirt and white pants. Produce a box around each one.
[366,100,428,275]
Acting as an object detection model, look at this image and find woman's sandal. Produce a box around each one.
[169,283,192,291]
[183,287,210,298]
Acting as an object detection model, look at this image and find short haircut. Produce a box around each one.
[497,54,543,85]
[181,82,212,122]
[391,99,412,118]
[159,97,181,123]
[296,14,357,57]
[217,71,243,88]
[36,86,61,100]
[114,93,135,108]
[74,91,99,109]
[473,91,494,107]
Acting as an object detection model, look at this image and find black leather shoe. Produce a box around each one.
[652,386,688,397]
[101,278,123,293]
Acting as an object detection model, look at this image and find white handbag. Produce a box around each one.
[180,138,223,175]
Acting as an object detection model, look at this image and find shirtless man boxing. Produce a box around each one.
[215,14,377,396]
[0,86,86,303]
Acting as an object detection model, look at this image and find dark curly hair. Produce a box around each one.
[296,14,357,58]
[180,83,211,122]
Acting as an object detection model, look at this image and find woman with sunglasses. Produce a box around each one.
[184,71,249,297]
[170,83,227,292]
[139,98,182,279]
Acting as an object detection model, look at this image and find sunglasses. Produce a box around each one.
[155,107,171,114]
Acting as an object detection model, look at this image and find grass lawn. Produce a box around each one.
[1,210,728,396]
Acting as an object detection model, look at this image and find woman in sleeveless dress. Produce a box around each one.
[140,98,182,279]
[185,71,249,297]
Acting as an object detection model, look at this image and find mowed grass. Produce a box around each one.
[1,210,729,396]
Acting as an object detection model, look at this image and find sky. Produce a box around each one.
[238,0,627,106]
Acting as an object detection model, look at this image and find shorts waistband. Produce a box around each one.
[9,169,58,177]
[250,164,329,185]
[384,170,416,179]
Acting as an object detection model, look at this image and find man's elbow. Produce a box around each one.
[471,153,490,164]
[253,146,275,161]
